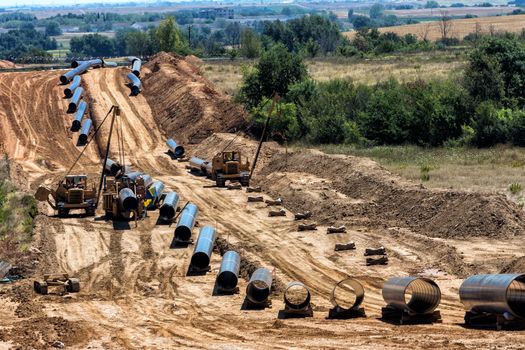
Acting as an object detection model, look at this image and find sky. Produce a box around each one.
[0,0,163,7]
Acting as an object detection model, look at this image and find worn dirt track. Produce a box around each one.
[0,62,524,349]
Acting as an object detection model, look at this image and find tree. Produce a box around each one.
[238,43,308,108]
[352,15,374,29]
[305,38,320,58]
[370,3,384,19]
[156,16,187,54]
[45,21,62,36]
[347,9,354,21]
[425,1,440,8]
[225,22,241,47]
[126,31,152,56]
[438,11,453,40]
[70,34,114,57]
[240,28,261,58]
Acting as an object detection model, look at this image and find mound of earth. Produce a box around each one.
[142,52,247,144]
[500,256,525,273]
[0,60,17,69]
[255,150,525,239]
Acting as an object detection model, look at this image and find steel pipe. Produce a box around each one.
[103,61,117,67]
[141,174,153,188]
[68,86,84,112]
[146,181,164,206]
[131,57,142,77]
[216,251,240,292]
[382,277,441,314]
[119,187,138,211]
[166,138,185,158]
[71,100,87,131]
[127,72,141,95]
[105,158,121,176]
[64,75,81,98]
[246,267,272,304]
[78,119,92,144]
[190,226,217,269]
[175,203,198,242]
[330,278,365,310]
[460,274,525,318]
[124,171,142,181]
[60,62,90,84]
[71,58,102,68]
[159,191,179,221]
[284,282,311,310]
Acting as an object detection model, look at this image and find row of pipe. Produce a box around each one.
[127,57,142,95]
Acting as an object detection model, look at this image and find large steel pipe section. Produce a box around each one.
[105,158,121,176]
[68,86,84,112]
[64,75,81,98]
[119,188,138,212]
[60,62,90,84]
[71,58,102,68]
[159,191,179,221]
[383,277,441,314]
[246,267,272,305]
[78,119,92,144]
[125,171,142,181]
[330,278,365,310]
[131,57,142,77]
[175,203,198,242]
[216,251,240,292]
[284,282,311,310]
[71,101,87,131]
[127,73,141,95]
[141,174,153,188]
[166,138,185,158]
[460,274,525,318]
[190,226,217,270]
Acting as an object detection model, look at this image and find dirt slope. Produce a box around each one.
[142,52,247,144]
[0,63,525,349]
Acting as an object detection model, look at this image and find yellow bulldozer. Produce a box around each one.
[210,151,251,187]
[35,175,97,217]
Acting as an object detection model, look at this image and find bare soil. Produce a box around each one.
[0,53,524,349]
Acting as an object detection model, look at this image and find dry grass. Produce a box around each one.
[386,7,514,18]
[344,14,525,41]
[318,144,525,197]
[202,54,465,95]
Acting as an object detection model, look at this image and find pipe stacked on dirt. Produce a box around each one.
[146,181,164,208]
[71,101,87,131]
[60,61,90,84]
[382,277,441,314]
[130,57,142,77]
[190,226,217,270]
[246,267,273,305]
[68,86,84,113]
[127,72,142,96]
[159,192,180,221]
[166,139,185,158]
[119,188,139,212]
[216,251,240,293]
[64,75,81,98]
[175,203,198,242]
[78,118,92,145]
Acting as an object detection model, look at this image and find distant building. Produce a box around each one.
[198,8,234,20]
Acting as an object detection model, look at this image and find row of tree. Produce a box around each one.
[237,35,525,148]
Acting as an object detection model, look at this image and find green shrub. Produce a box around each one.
[509,183,522,194]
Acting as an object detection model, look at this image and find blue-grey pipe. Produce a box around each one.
[131,58,141,77]
[78,119,92,144]
[217,251,240,292]
[71,100,87,131]
[382,277,441,314]
[460,274,525,318]
[246,267,272,304]
[125,171,142,181]
[190,157,206,168]
[68,86,84,112]
[64,75,81,98]
[119,187,138,211]
[71,59,102,68]
[141,174,153,188]
[127,72,141,95]
[105,158,121,176]
[190,226,217,269]
[60,62,90,84]
[71,60,85,68]
[147,181,164,206]
[159,191,179,221]
[166,138,185,158]
[103,61,117,67]
[175,203,198,242]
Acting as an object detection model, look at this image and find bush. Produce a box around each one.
[250,98,301,141]
[471,101,508,147]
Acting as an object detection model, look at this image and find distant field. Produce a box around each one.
[344,14,525,41]
[202,53,465,95]
[386,6,515,18]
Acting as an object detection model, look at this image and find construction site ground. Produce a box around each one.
[0,54,524,349]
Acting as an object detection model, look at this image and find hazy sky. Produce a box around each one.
[0,0,161,7]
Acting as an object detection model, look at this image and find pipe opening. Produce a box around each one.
[175,226,192,241]
[331,278,365,310]
[247,280,270,304]
[119,188,138,211]
[191,252,210,270]
[402,278,441,314]
[217,271,238,291]
[507,276,525,318]
[174,146,185,158]
[284,282,311,310]
[159,205,175,220]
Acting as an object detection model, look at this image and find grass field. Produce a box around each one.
[202,52,466,95]
[344,14,525,41]
[317,144,525,198]
[385,6,514,18]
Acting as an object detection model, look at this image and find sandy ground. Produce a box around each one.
[0,64,524,349]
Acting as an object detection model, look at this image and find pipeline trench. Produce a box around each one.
[0,56,525,349]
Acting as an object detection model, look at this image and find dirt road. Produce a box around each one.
[0,64,524,349]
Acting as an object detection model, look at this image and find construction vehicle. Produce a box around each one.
[34,273,80,295]
[209,151,251,187]
[102,173,147,219]
[35,175,97,217]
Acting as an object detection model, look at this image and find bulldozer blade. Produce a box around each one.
[35,186,52,202]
